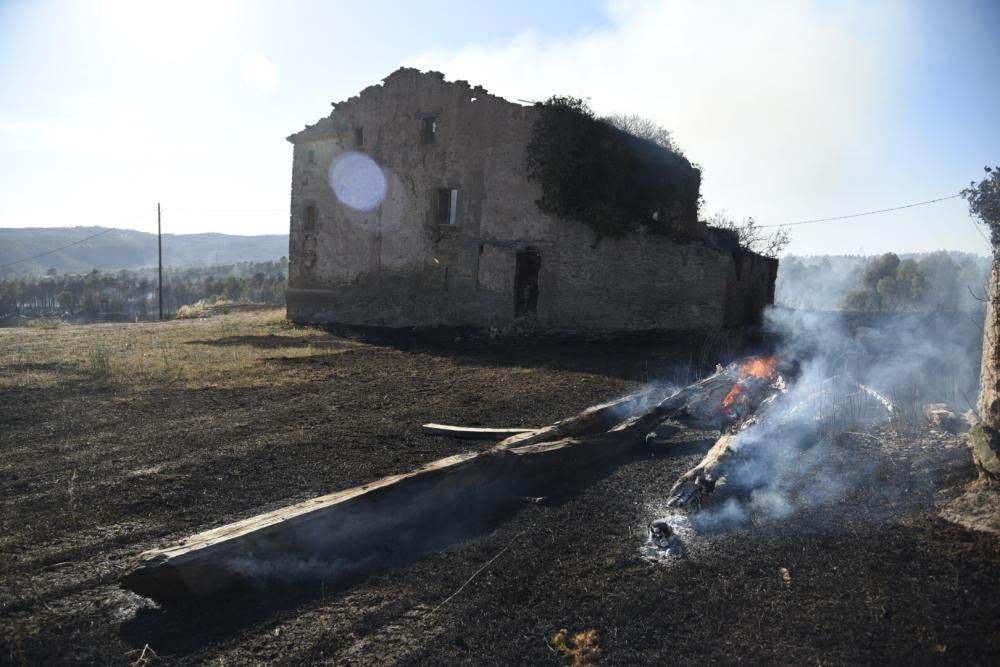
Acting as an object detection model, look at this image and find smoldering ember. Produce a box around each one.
[2,68,999,666]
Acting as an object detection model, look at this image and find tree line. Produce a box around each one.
[776,251,989,314]
[0,259,288,324]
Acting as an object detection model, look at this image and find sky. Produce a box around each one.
[0,0,997,256]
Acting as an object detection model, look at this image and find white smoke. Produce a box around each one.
[667,300,980,535]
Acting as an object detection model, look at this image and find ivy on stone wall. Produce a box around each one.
[525,96,699,241]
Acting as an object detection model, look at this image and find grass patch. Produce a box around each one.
[85,343,114,385]
[0,307,357,391]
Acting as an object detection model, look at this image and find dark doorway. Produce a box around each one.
[514,249,541,316]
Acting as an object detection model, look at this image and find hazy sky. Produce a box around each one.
[1,0,997,255]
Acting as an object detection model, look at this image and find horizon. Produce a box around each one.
[1,0,998,256]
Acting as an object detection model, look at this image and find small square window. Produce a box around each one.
[422,117,437,144]
[354,127,364,147]
[437,189,458,225]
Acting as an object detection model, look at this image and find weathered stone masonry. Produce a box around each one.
[286,68,776,333]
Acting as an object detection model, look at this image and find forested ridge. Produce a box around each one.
[0,259,287,323]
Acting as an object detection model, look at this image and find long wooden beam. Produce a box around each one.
[120,428,653,604]
[122,366,748,604]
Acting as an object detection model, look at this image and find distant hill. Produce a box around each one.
[0,227,288,276]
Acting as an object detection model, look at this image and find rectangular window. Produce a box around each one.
[422,117,437,144]
[303,203,317,232]
[437,189,458,225]
[307,148,316,164]
[354,127,364,147]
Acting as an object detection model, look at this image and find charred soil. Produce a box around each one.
[1,309,998,665]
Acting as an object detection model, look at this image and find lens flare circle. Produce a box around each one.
[328,152,387,211]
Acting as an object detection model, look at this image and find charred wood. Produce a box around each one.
[121,359,778,603]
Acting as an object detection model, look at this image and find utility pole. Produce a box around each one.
[157,202,163,321]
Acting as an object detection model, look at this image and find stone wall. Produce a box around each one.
[722,251,780,327]
[286,68,776,333]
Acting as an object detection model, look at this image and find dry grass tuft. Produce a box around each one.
[552,628,601,666]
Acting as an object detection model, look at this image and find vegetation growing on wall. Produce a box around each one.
[525,96,699,240]
[962,165,1000,245]
[706,213,790,258]
[604,112,684,156]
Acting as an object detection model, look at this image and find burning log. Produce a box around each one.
[121,357,781,603]
[664,373,901,510]
[493,358,779,450]
[666,356,785,508]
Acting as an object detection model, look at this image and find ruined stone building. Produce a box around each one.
[286,68,777,333]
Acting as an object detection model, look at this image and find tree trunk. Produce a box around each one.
[970,254,1000,479]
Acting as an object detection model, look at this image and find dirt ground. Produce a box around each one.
[1,308,998,665]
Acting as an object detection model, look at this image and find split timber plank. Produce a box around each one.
[492,365,743,451]
[121,452,486,603]
[421,423,537,440]
[493,394,641,449]
[121,429,651,603]
[122,367,748,604]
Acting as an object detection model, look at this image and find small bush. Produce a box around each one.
[552,628,601,666]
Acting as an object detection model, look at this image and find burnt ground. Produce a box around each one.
[1,311,999,665]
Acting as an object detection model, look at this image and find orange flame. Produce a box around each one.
[721,383,745,408]
[737,355,780,381]
[721,355,780,409]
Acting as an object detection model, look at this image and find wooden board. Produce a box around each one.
[121,429,652,604]
[121,451,492,603]
[121,367,747,604]
[421,423,537,439]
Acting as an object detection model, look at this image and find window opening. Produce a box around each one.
[304,204,317,232]
[437,189,458,225]
[422,117,437,144]
[354,127,364,147]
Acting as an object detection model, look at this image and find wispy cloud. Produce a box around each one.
[241,52,279,93]
[0,94,203,157]
[407,0,912,238]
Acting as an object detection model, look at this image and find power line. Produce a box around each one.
[0,191,978,271]
[0,227,119,270]
[165,208,287,213]
[757,193,963,228]
[968,215,992,246]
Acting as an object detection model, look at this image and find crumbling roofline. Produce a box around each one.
[287,67,528,144]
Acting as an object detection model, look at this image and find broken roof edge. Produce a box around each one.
[286,67,693,169]
[286,67,522,144]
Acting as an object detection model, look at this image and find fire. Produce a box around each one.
[721,355,780,409]
[737,355,780,381]
[721,383,744,408]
